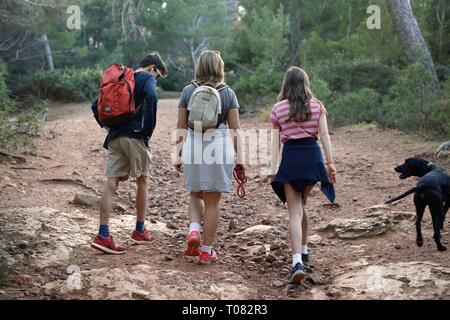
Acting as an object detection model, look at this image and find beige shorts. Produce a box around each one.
[107,137,152,179]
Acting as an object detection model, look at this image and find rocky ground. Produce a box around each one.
[0,99,449,300]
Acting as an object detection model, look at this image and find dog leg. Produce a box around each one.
[438,202,446,230]
[443,197,450,229]
[430,206,447,252]
[414,194,425,247]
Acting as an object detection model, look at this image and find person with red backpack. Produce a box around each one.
[90,53,167,254]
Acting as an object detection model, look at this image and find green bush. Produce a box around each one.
[330,88,381,125]
[233,60,285,109]
[301,32,345,64]
[381,64,449,138]
[311,57,397,95]
[14,67,102,102]
[0,63,13,112]
[227,6,287,110]
[0,96,45,151]
[1,63,16,150]
[311,78,333,103]
[0,63,45,151]
[436,64,450,82]
[423,78,450,138]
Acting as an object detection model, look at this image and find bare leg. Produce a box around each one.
[136,176,149,223]
[100,178,121,225]
[189,192,205,225]
[202,192,221,247]
[184,192,205,256]
[301,185,315,246]
[301,205,309,246]
[284,183,303,255]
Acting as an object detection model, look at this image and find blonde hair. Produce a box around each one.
[194,50,225,86]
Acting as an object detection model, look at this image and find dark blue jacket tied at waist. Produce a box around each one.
[271,138,335,204]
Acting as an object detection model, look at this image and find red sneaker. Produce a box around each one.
[131,227,156,244]
[91,236,126,255]
[199,249,217,265]
[184,231,201,257]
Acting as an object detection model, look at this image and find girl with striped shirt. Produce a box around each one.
[270,67,336,284]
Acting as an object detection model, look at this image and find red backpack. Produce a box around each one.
[97,64,136,127]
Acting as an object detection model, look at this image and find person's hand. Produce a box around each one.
[266,174,275,184]
[235,163,246,172]
[104,127,110,132]
[174,157,183,173]
[174,162,183,173]
[327,162,337,184]
[175,163,183,173]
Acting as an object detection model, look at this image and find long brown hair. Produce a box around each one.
[194,50,225,86]
[278,67,314,122]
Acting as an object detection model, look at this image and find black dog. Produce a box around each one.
[386,157,450,251]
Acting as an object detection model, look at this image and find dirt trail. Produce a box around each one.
[0,99,449,300]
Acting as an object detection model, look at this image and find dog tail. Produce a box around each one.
[385,188,418,204]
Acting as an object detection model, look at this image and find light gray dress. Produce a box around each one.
[178,84,240,193]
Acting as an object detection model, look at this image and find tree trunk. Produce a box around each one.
[385,0,437,80]
[345,6,352,55]
[436,0,450,62]
[40,34,54,71]
[288,0,301,66]
[183,38,198,69]
[189,40,197,69]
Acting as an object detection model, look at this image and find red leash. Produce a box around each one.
[233,166,248,198]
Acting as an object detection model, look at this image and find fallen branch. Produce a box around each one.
[10,166,38,170]
[39,178,102,196]
[40,177,83,184]
[0,151,26,164]
[49,164,64,169]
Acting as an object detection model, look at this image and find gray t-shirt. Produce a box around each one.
[178,84,240,125]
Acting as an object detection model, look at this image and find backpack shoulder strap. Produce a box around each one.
[216,83,228,92]
[215,84,231,128]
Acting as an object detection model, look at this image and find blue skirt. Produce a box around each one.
[271,138,335,203]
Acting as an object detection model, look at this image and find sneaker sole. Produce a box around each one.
[289,271,306,284]
[199,253,217,265]
[131,238,156,245]
[91,243,126,255]
[184,238,200,257]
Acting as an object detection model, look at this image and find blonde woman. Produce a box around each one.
[175,50,244,264]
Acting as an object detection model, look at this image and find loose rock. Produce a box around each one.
[237,225,274,236]
[73,193,126,213]
[318,211,414,239]
[273,280,285,288]
[165,222,178,230]
[308,235,323,245]
[333,261,450,299]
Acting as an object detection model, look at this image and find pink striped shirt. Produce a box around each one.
[270,98,327,143]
